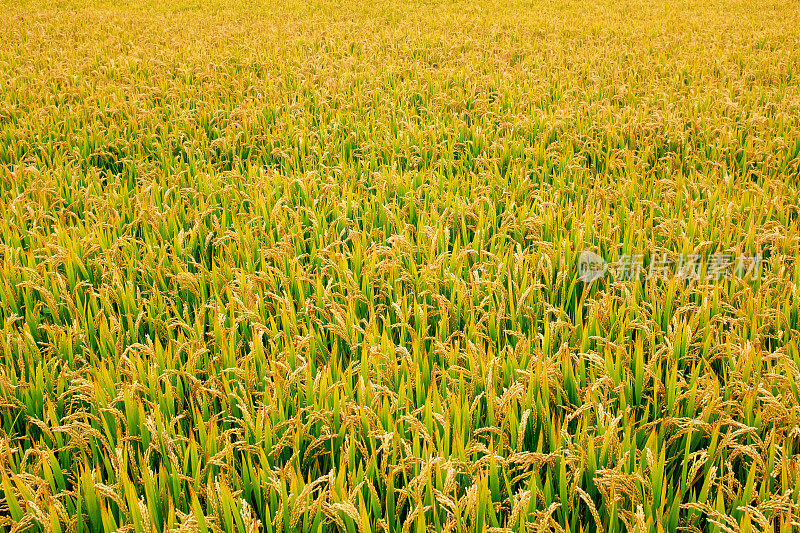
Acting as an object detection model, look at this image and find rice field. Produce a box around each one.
[1,0,800,531]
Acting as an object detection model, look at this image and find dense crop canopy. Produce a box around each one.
[1,0,800,531]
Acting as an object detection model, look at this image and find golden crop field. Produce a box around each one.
[1,0,800,531]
